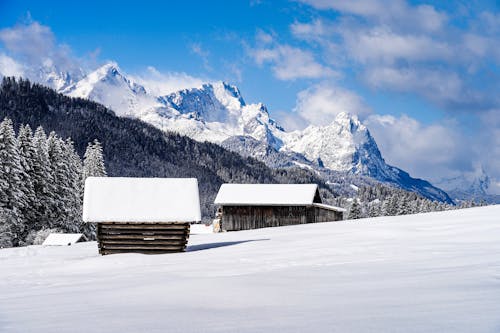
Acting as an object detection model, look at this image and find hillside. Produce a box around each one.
[0,205,498,332]
[0,78,335,218]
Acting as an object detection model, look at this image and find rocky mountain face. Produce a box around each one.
[17,62,454,203]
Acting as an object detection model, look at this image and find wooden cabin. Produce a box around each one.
[214,184,344,231]
[83,177,201,255]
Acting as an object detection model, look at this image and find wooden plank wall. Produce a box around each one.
[221,205,343,231]
[313,207,343,223]
[222,206,308,231]
[97,222,190,255]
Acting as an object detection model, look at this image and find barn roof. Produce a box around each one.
[42,233,84,246]
[214,183,323,206]
[83,177,201,223]
[313,203,346,212]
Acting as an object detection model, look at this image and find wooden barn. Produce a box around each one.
[214,184,344,231]
[83,177,201,255]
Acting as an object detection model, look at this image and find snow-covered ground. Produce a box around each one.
[1,206,499,332]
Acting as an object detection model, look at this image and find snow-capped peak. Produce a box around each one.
[60,62,154,117]
[32,60,85,92]
[282,112,386,174]
[149,80,285,144]
[63,62,146,98]
[212,81,246,108]
[160,81,246,118]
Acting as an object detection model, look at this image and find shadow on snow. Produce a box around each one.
[187,239,269,252]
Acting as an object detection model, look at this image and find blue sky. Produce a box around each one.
[0,0,499,190]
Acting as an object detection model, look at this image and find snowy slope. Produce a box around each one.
[0,205,499,332]
[150,82,286,145]
[61,63,159,117]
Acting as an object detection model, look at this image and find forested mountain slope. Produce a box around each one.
[0,78,335,219]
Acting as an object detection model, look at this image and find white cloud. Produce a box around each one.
[290,20,328,41]
[274,83,370,130]
[292,2,500,113]
[0,54,24,77]
[132,66,207,96]
[365,111,500,194]
[299,0,448,33]
[0,22,54,59]
[478,110,500,190]
[365,114,471,181]
[294,83,371,124]
[363,66,497,110]
[255,29,274,44]
[341,27,452,65]
[189,42,211,71]
[251,44,337,80]
[0,21,79,73]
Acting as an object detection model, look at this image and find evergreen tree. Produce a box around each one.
[0,208,15,248]
[387,195,399,216]
[396,194,410,215]
[62,138,83,232]
[381,199,389,216]
[368,202,380,217]
[82,140,107,181]
[81,140,107,239]
[348,199,362,220]
[16,124,37,241]
[47,132,71,230]
[0,118,25,245]
[32,126,53,231]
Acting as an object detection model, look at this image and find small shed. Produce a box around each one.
[42,233,85,246]
[83,177,201,255]
[214,184,344,231]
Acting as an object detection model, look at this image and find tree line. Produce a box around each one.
[0,118,106,247]
[337,184,486,220]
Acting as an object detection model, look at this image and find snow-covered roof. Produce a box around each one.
[313,203,346,212]
[214,183,321,206]
[42,233,84,246]
[83,177,201,223]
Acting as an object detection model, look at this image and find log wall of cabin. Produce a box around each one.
[221,206,342,231]
[97,222,190,255]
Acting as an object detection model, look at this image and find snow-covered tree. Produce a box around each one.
[46,132,63,228]
[396,195,411,215]
[368,201,380,217]
[0,208,15,248]
[62,138,83,232]
[32,126,53,231]
[348,199,362,220]
[0,118,25,245]
[81,140,106,239]
[47,132,81,232]
[83,140,107,181]
[16,125,37,241]
[0,115,108,247]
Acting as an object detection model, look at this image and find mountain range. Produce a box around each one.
[1,77,343,219]
[3,61,473,203]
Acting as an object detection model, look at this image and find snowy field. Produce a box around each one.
[1,206,500,333]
